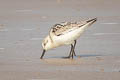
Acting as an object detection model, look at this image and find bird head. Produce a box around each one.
[42,35,53,51]
[41,35,53,59]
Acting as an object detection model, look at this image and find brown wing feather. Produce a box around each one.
[51,21,86,36]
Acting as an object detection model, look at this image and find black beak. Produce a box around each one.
[40,49,46,59]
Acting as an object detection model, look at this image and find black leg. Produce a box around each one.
[40,49,46,59]
[73,40,76,56]
[68,40,77,58]
[68,44,72,58]
[71,44,74,59]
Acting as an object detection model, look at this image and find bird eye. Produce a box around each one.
[44,40,48,46]
[44,43,46,46]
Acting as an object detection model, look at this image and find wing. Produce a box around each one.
[50,21,86,36]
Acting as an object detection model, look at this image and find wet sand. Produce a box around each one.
[0,0,120,80]
[0,56,120,80]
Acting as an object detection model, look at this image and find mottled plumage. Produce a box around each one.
[40,18,97,59]
[51,21,87,36]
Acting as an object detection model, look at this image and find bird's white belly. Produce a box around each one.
[53,27,85,46]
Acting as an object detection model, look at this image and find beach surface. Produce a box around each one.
[0,0,120,80]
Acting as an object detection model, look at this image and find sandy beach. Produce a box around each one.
[0,0,120,80]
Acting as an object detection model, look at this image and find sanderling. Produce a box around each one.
[40,18,97,59]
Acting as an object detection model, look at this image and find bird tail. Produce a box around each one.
[86,18,97,25]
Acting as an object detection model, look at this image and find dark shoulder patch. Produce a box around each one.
[56,34,62,36]
[52,24,64,33]
[53,24,63,27]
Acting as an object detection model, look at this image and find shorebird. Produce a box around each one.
[40,18,97,59]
